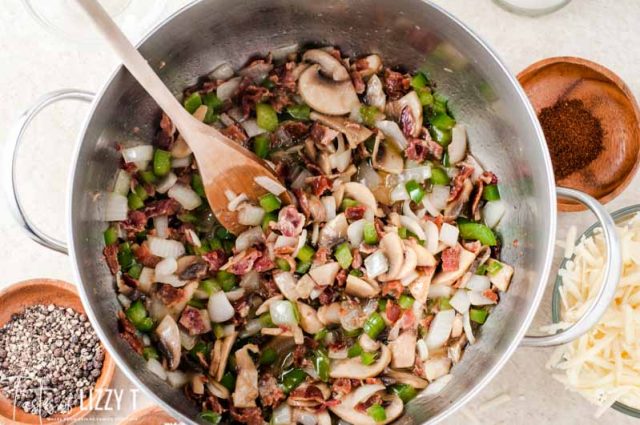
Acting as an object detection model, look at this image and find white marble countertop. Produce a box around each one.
[1,0,639,423]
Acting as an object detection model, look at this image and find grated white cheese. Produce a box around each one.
[548,213,640,414]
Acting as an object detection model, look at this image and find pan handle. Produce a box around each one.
[3,89,95,255]
[520,187,621,347]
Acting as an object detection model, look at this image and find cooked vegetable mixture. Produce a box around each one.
[102,45,514,425]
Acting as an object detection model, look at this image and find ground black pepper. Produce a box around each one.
[538,99,604,180]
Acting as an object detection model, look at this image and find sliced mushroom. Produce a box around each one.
[255,295,284,315]
[345,274,380,298]
[448,333,467,364]
[372,137,404,175]
[395,248,418,281]
[206,379,230,399]
[296,274,316,299]
[329,384,403,425]
[303,49,350,81]
[448,124,467,165]
[344,182,379,219]
[383,368,429,389]
[487,259,514,291]
[310,112,373,148]
[309,262,341,287]
[406,238,436,267]
[431,246,477,286]
[389,329,417,369]
[209,331,238,381]
[410,266,436,304]
[365,74,386,111]
[356,54,383,78]
[385,91,423,137]
[378,232,405,281]
[232,344,260,408]
[330,344,391,379]
[287,382,330,407]
[444,179,473,217]
[318,213,348,248]
[148,281,198,321]
[155,315,181,371]
[297,302,324,334]
[170,136,191,158]
[273,271,300,301]
[299,64,359,115]
[317,302,343,325]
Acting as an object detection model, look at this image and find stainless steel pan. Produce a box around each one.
[5,0,622,423]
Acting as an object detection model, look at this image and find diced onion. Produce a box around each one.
[270,300,298,326]
[469,291,497,305]
[146,358,167,380]
[138,267,155,293]
[148,236,185,258]
[439,222,459,247]
[347,219,366,247]
[240,318,263,338]
[186,229,201,247]
[121,145,153,164]
[423,374,453,395]
[180,330,196,349]
[424,220,440,254]
[156,172,177,194]
[238,204,265,226]
[463,311,476,344]
[171,157,191,168]
[402,165,432,183]
[483,200,506,229]
[321,196,337,220]
[399,215,427,241]
[155,257,177,276]
[417,339,429,361]
[154,215,169,238]
[210,62,234,80]
[166,370,189,388]
[103,192,128,221]
[225,288,246,302]
[293,229,308,258]
[241,119,266,138]
[358,162,382,191]
[271,403,292,425]
[255,176,286,195]
[426,309,455,349]
[117,294,131,309]
[390,184,410,203]
[291,169,312,190]
[228,193,249,212]
[466,275,490,291]
[208,291,235,323]
[273,272,299,301]
[376,120,408,150]
[112,169,132,196]
[217,76,241,101]
[364,250,389,279]
[168,184,202,210]
[449,289,471,314]
[275,235,297,250]
[448,125,467,165]
[428,283,453,298]
[240,270,260,292]
[429,185,450,211]
[235,226,264,251]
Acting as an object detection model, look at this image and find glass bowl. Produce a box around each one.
[493,0,572,17]
[552,204,640,417]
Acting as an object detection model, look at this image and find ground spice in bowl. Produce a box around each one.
[538,99,604,180]
[0,304,104,418]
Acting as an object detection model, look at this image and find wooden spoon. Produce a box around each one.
[76,0,289,234]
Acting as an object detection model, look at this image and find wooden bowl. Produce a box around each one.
[518,57,640,211]
[0,279,115,425]
[119,405,177,425]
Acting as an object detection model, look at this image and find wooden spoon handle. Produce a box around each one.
[76,0,197,140]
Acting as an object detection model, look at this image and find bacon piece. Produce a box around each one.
[309,175,332,196]
[117,310,143,354]
[314,246,330,265]
[351,70,366,94]
[103,245,119,275]
[276,205,305,237]
[424,214,444,230]
[470,180,485,221]
[157,283,188,306]
[310,123,339,148]
[399,309,416,330]
[386,300,402,323]
[483,289,499,303]
[335,269,348,287]
[345,205,366,220]
[133,242,161,267]
[239,84,270,117]
[290,384,325,404]
[155,112,176,150]
[441,245,461,272]
[144,199,181,218]
[351,249,363,269]
[332,378,352,396]
[202,250,227,272]
[462,240,482,254]
[121,210,147,233]
[449,166,474,202]
[292,345,307,367]
[259,277,280,299]
[318,286,338,305]
[382,280,403,299]
[226,248,263,275]
[221,123,249,144]
[121,274,139,289]
[480,171,498,185]
[400,106,416,138]
[258,373,285,408]
[383,69,410,100]
[230,407,263,425]
[205,396,224,414]
[275,121,311,147]
[179,305,211,335]
[406,136,443,162]
[253,254,275,272]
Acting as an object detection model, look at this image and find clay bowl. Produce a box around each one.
[518,56,640,212]
[0,279,115,425]
[119,405,178,425]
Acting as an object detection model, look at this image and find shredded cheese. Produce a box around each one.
[547,213,640,416]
